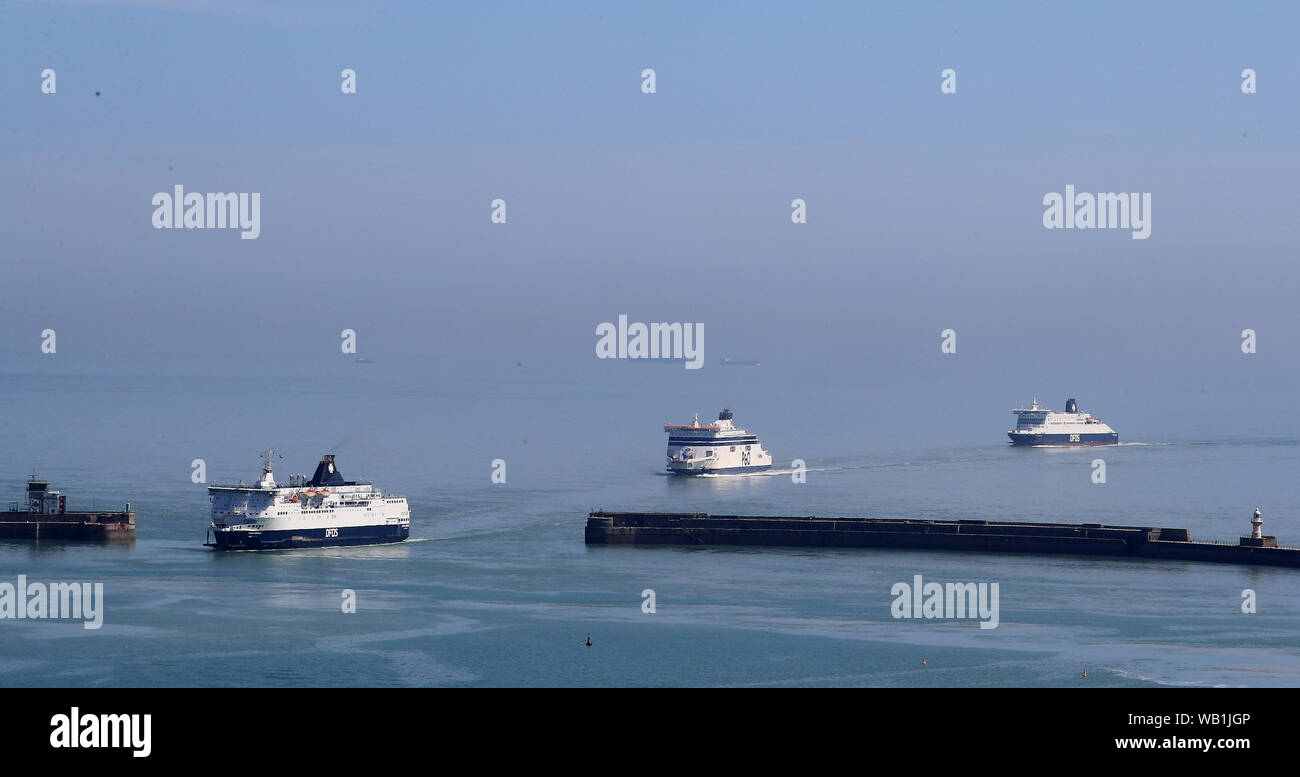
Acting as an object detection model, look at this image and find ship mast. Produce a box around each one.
[257,449,279,489]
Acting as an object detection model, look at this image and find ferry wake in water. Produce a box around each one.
[206,452,410,550]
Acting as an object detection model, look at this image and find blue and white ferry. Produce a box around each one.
[207,452,410,550]
[1007,398,1119,446]
[664,409,773,474]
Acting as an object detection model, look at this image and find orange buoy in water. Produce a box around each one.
[921,657,927,666]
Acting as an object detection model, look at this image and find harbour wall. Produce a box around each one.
[0,511,135,541]
[585,512,1300,569]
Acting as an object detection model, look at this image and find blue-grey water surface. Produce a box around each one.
[1,366,1298,687]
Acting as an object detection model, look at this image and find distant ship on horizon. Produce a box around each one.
[1007,397,1118,446]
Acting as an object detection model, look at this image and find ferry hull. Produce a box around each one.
[668,464,772,476]
[1008,432,1118,446]
[209,523,409,551]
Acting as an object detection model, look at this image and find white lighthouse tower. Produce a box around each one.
[1240,506,1277,548]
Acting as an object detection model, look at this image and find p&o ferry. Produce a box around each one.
[664,409,773,474]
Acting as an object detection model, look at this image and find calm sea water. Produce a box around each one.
[2,366,1298,687]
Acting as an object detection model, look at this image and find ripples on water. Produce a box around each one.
[1,372,1298,686]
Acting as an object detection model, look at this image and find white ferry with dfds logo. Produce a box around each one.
[1007,398,1119,446]
[207,452,410,550]
[664,409,772,474]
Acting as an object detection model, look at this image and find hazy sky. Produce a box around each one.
[2,1,1298,434]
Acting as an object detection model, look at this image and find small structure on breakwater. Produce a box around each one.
[0,477,134,542]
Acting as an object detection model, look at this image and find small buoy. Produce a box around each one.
[584,633,592,647]
[921,657,926,666]
[1082,670,1087,678]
